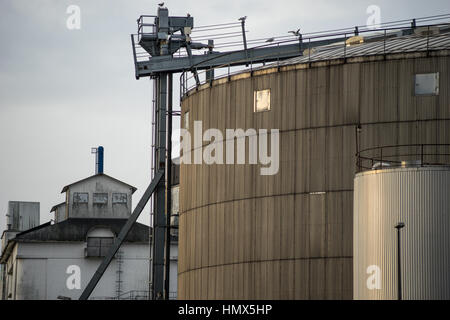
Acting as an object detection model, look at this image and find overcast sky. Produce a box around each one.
[0,0,448,230]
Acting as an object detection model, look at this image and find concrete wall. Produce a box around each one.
[2,244,18,299]
[67,176,133,220]
[2,241,148,300]
[179,53,450,299]
[1,240,178,300]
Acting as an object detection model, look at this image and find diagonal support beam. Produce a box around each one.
[79,170,164,300]
[185,42,201,87]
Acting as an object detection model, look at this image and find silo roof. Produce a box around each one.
[270,30,450,67]
[184,26,450,95]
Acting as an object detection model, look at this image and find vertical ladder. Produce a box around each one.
[115,250,123,299]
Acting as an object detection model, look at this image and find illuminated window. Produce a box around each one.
[254,89,271,112]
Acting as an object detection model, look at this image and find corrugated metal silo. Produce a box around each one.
[354,166,450,299]
[178,27,450,299]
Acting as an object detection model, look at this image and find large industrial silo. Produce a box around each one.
[354,165,450,300]
[178,27,450,299]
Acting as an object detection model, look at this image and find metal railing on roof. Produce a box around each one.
[129,13,450,97]
[356,144,450,173]
[90,290,178,300]
[178,15,450,97]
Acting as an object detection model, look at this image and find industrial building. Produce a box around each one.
[177,25,450,299]
[1,6,448,300]
[0,169,179,300]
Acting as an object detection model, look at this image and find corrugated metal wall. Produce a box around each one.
[179,54,450,299]
[354,167,450,300]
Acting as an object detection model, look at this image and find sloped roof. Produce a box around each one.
[61,173,137,194]
[268,30,450,67]
[13,218,149,243]
[0,218,151,263]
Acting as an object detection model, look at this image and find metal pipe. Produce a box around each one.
[421,144,424,165]
[149,77,158,299]
[241,19,249,66]
[395,222,405,300]
[164,73,173,300]
[152,73,168,300]
[344,33,347,58]
[206,40,215,82]
[97,146,104,174]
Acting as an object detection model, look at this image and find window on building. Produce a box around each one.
[112,193,127,204]
[93,193,108,204]
[86,237,114,257]
[254,89,271,112]
[73,192,88,204]
[415,72,439,96]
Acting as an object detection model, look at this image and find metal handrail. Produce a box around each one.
[179,21,450,97]
[137,15,157,43]
[129,13,450,96]
[91,290,177,300]
[356,144,450,172]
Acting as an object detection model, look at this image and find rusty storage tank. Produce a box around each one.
[178,27,450,299]
[353,158,450,300]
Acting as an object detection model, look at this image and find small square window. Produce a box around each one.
[254,89,271,112]
[73,192,88,204]
[415,73,439,96]
[93,193,108,204]
[112,193,127,204]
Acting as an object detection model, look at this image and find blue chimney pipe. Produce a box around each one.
[96,146,104,174]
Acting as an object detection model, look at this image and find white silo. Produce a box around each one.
[354,165,450,300]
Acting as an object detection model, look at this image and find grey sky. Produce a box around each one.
[0,0,449,230]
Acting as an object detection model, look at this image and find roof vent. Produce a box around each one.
[346,35,364,46]
[302,48,316,56]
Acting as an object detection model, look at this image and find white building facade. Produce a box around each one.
[0,173,178,300]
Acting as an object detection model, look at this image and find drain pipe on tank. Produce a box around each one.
[395,222,405,300]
